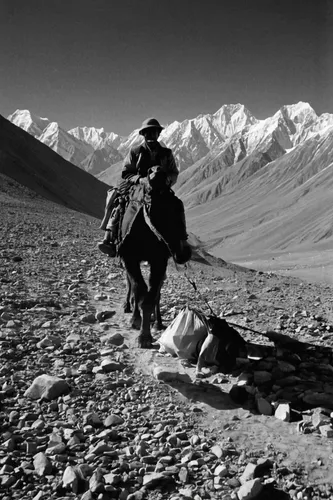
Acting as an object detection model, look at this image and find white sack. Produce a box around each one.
[158,306,208,360]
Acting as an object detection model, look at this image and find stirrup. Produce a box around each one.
[173,240,192,264]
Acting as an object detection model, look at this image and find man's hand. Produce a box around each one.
[139,177,151,190]
[147,166,169,191]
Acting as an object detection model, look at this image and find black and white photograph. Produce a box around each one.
[1,1,333,499]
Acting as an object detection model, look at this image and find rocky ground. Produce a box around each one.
[1,181,333,500]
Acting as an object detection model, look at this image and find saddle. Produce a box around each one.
[120,169,186,254]
[99,180,131,231]
[99,167,190,263]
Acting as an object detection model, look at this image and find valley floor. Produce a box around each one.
[225,249,333,286]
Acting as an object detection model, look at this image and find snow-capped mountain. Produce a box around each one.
[7,109,50,138]
[7,102,333,195]
[39,122,93,168]
[4,101,333,254]
[184,123,333,257]
[68,126,123,150]
[116,103,257,170]
[117,128,143,158]
[175,102,333,207]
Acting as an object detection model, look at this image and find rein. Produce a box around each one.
[183,264,217,317]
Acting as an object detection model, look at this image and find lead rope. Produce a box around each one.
[143,204,217,319]
[183,262,217,317]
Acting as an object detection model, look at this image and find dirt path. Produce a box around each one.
[89,274,333,487]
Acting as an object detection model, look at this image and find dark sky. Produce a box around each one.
[0,0,332,135]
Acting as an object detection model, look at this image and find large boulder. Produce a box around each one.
[24,374,70,400]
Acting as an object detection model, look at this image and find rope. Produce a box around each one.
[183,263,217,317]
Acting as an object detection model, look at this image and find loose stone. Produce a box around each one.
[24,374,70,400]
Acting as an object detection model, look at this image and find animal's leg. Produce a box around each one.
[123,272,132,313]
[124,259,147,330]
[138,259,167,347]
[152,271,166,331]
[152,287,164,331]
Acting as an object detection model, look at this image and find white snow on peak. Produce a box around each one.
[211,103,257,138]
[275,101,317,126]
[7,109,50,138]
[160,120,180,137]
[43,121,59,135]
[7,101,333,177]
[38,121,93,167]
[68,126,122,150]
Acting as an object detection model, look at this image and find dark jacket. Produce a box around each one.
[121,142,179,187]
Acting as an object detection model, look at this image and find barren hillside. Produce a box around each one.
[0,115,109,219]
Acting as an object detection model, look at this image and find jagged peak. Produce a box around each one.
[42,121,60,135]
[161,120,181,136]
[8,109,50,126]
[8,109,32,120]
[70,125,105,134]
[283,101,314,111]
[277,101,317,120]
[214,103,250,116]
[107,131,121,139]
[194,113,209,121]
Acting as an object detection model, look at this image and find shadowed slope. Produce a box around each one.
[0,115,109,219]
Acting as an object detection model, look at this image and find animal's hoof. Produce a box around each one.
[137,335,153,348]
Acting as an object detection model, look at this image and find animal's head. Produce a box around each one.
[147,165,168,191]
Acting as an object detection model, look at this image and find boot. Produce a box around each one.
[97,230,117,257]
[173,239,192,264]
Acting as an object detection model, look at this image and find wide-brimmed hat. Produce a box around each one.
[139,118,164,135]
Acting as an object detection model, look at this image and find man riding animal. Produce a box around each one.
[98,117,191,263]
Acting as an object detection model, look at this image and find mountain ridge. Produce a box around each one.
[10,101,333,180]
[5,103,333,257]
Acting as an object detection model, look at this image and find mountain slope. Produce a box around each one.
[81,147,123,176]
[8,109,50,138]
[68,126,123,150]
[176,133,287,207]
[0,115,108,219]
[186,126,333,256]
[39,122,93,167]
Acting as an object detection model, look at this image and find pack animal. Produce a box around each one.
[118,166,185,347]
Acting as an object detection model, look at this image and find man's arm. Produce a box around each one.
[166,151,179,187]
[121,149,141,184]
